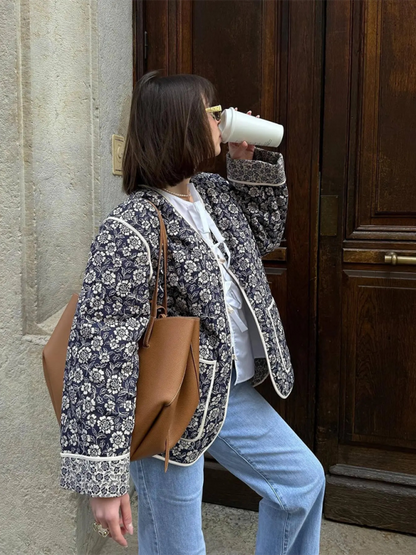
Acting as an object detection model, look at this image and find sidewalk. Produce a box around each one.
[99,500,416,554]
[202,503,416,555]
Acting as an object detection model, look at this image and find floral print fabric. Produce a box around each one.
[60,148,293,496]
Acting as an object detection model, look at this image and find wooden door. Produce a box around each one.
[134,0,323,510]
[318,0,416,534]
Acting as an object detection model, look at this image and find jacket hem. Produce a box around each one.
[60,452,130,497]
[226,150,285,186]
[227,177,286,187]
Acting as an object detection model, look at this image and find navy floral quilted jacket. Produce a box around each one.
[60,148,294,497]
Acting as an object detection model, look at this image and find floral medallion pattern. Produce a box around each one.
[60,148,293,496]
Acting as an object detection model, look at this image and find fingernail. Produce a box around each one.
[127,524,134,535]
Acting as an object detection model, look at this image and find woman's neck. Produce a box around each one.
[163,177,193,201]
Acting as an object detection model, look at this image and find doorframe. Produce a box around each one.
[133,0,145,83]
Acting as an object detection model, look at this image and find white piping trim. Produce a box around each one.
[225,266,290,400]
[267,300,291,399]
[181,359,217,442]
[60,452,129,462]
[227,177,286,187]
[152,375,233,468]
[106,216,153,281]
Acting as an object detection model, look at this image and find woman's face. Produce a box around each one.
[206,107,222,157]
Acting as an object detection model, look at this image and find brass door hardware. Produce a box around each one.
[384,252,416,265]
[343,249,416,265]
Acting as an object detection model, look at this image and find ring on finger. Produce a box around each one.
[93,521,110,538]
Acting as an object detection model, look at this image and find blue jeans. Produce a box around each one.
[130,371,325,555]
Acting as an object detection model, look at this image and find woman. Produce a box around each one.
[60,71,325,554]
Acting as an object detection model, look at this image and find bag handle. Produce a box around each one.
[142,201,168,347]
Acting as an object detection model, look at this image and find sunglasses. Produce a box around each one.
[205,105,222,122]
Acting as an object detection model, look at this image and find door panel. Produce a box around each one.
[318,0,416,532]
[342,271,416,449]
[192,0,263,113]
[347,0,416,238]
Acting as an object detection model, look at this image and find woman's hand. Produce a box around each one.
[90,493,134,547]
[228,109,259,161]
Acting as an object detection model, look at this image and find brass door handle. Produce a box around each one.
[384,252,416,265]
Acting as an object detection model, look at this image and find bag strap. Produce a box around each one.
[142,201,168,347]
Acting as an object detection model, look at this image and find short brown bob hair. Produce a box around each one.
[123,71,217,194]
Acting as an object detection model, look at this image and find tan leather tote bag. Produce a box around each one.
[42,204,200,471]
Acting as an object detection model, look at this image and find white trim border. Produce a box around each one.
[106,216,153,281]
[60,452,130,462]
[227,177,287,187]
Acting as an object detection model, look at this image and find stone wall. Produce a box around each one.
[0,1,133,553]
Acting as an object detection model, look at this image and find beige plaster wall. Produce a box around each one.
[0,1,132,553]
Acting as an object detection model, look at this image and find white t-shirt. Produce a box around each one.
[160,183,260,385]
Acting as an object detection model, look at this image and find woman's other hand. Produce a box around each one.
[228,109,259,161]
[90,493,134,547]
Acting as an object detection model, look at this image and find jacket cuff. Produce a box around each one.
[226,150,286,187]
[60,453,130,497]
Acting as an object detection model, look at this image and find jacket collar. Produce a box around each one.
[133,184,229,263]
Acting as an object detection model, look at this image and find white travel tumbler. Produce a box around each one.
[219,108,284,148]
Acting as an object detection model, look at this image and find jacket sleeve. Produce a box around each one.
[60,217,152,497]
[226,148,288,257]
